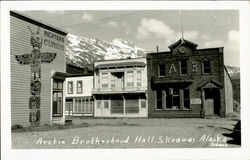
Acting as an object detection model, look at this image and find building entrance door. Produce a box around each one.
[204,99,214,115]
[53,91,63,116]
[204,88,220,115]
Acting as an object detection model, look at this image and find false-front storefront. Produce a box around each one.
[147,38,233,118]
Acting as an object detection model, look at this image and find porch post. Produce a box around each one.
[179,89,184,110]
[200,89,205,118]
[122,94,125,115]
[162,90,166,110]
[169,88,173,108]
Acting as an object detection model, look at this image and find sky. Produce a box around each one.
[20,10,239,67]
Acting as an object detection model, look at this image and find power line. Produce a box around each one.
[63,10,166,32]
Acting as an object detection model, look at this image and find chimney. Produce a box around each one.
[156,46,159,53]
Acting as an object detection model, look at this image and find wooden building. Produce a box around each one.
[10,11,67,126]
[92,58,148,117]
[147,38,233,118]
[65,73,94,117]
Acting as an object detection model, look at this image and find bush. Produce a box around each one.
[11,124,24,131]
[233,100,241,113]
[65,120,73,126]
[227,112,240,119]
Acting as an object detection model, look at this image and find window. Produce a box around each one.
[54,79,63,90]
[126,71,134,87]
[110,95,124,114]
[110,74,117,88]
[137,71,142,86]
[97,101,102,109]
[141,100,146,108]
[156,90,163,109]
[77,81,82,94]
[104,101,109,109]
[104,96,109,109]
[184,89,190,109]
[180,60,187,75]
[101,72,109,88]
[125,95,139,113]
[67,81,73,94]
[203,60,211,74]
[158,65,166,77]
[173,89,180,109]
[192,62,198,72]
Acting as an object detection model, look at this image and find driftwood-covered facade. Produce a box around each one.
[147,38,233,118]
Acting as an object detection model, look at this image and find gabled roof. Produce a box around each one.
[168,38,198,50]
[198,80,223,90]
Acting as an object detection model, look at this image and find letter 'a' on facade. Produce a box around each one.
[10,11,68,126]
[92,58,148,118]
[147,38,233,118]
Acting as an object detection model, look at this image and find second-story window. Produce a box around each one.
[101,72,109,88]
[180,60,187,75]
[77,81,82,94]
[110,73,117,88]
[158,65,166,77]
[126,71,134,87]
[137,70,142,87]
[203,60,211,74]
[68,81,73,94]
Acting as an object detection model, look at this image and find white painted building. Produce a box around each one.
[65,74,94,117]
[92,58,148,118]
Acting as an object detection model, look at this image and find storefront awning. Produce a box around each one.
[52,72,68,80]
[152,77,194,84]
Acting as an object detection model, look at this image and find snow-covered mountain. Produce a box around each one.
[66,34,150,68]
[225,65,240,79]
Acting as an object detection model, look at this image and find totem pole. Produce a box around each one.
[15,26,57,126]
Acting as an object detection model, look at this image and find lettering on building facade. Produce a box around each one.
[43,30,65,51]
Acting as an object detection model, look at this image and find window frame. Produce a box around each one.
[126,70,134,87]
[184,89,190,110]
[180,59,188,75]
[76,80,83,94]
[67,81,73,94]
[137,70,142,87]
[101,72,109,88]
[158,64,166,77]
[203,60,211,74]
[156,90,163,110]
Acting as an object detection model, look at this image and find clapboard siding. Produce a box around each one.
[11,14,66,126]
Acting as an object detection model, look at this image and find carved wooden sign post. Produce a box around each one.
[15,26,57,126]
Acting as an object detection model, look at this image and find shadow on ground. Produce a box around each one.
[222,120,241,145]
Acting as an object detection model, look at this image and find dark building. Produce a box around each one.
[147,38,233,118]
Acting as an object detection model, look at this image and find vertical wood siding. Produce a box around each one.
[11,16,66,126]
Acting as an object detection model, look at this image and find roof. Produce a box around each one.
[96,61,146,68]
[66,73,94,77]
[10,11,67,36]
[168,38,198,50]
[198,80,223,90]
[94,57,146,62]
